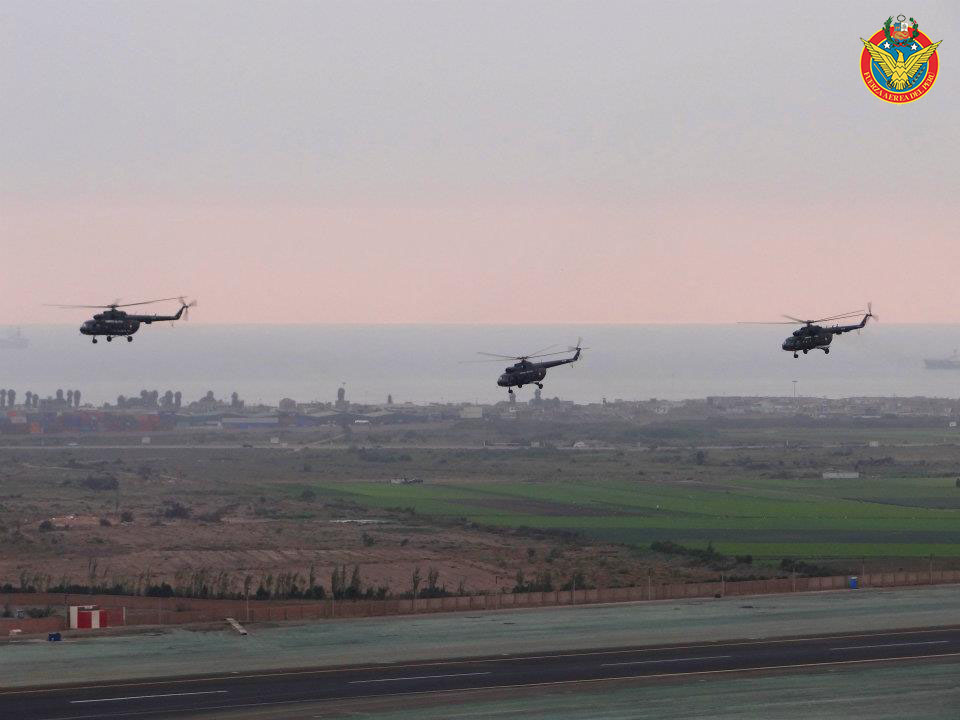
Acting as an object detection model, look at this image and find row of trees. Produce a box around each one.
[113,390,244,410]
[116,390,182,409]
[2,563,599,602]
[0,389,81,408]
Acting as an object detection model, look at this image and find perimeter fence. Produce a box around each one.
[3,570,958,632]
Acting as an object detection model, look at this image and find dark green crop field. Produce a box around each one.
[311,445,960,560]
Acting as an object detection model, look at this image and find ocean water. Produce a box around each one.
[1,324,959,407]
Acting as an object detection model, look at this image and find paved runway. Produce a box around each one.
[3,627,959,719]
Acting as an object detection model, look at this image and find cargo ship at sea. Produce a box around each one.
[924,350,960,370]
[0,328,28,350]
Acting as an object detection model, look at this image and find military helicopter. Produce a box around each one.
[743,304,876,358]
[49,297,197,343]
[469,339,585,394]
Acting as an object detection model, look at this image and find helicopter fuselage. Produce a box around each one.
[80,311,140,338]
[79,306,187,342]
[781,326,833,353]
[782,315,870,355]
[497,350,581,389]
[497,362,548,388]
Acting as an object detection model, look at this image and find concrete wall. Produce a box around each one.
[3,571,958,629]
[1,616,64,635]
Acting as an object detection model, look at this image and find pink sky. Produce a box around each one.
[3,2,958,324]
[5,194,956,324]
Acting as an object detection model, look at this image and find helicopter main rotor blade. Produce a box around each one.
[44,296,186,310]
[781,315,809,324]
[113,296,186,308]
[45,304,116,309]
[738,321,801,325]
[526,349,580,359]
[523,343,559,358]
[807,309,868,323]
[476,351,523,360]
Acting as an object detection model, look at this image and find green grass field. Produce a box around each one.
[311,448,960,560]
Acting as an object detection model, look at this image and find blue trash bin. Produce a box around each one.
[848,576,858,589]
[47,632,62,642]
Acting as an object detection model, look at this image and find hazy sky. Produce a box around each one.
[3,1,958,324]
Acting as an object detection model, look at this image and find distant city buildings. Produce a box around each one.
[0,385,958,437]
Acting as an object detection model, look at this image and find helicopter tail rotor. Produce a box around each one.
[180,297,198,321]
[567,337,588,365]
[858,302,877,335]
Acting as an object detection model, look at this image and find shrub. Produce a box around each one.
[162,501,191,519]
[38,520,54,532]
[26,606,56,618]
[99,518,112,527]
[120,511,134,523]
[82,475,119,491]
[779,558,834,577]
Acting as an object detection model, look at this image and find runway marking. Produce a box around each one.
[350,672,491,684]
[35,653,960,720]
[831,640,950,651]
[7,627,959,697]
[70,690,227,704]
[602,655,731,667]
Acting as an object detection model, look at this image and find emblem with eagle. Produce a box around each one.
[859,16,942,103]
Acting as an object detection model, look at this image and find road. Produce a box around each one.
[3,627,959,719]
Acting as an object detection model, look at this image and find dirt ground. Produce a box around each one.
[0,445,705,597]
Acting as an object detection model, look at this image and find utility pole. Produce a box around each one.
[792,380,799,411]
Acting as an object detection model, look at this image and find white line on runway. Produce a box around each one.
[831,640,950,651]
[350,672,491,684]
[602,655,732,667]
[70,690,228,704]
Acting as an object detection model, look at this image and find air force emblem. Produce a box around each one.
[860,16,941,103]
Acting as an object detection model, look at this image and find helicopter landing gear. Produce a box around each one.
[126,336,133,343]
[823,347,829,354]
[793,353,798,358]
[106,336,113,342]
[92,338,98,344]
[507,388,514,395]
[802,349,808,354]
[536,383,543,389]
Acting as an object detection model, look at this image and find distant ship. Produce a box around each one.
[924,350,960,370]
[0,328,28,350]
